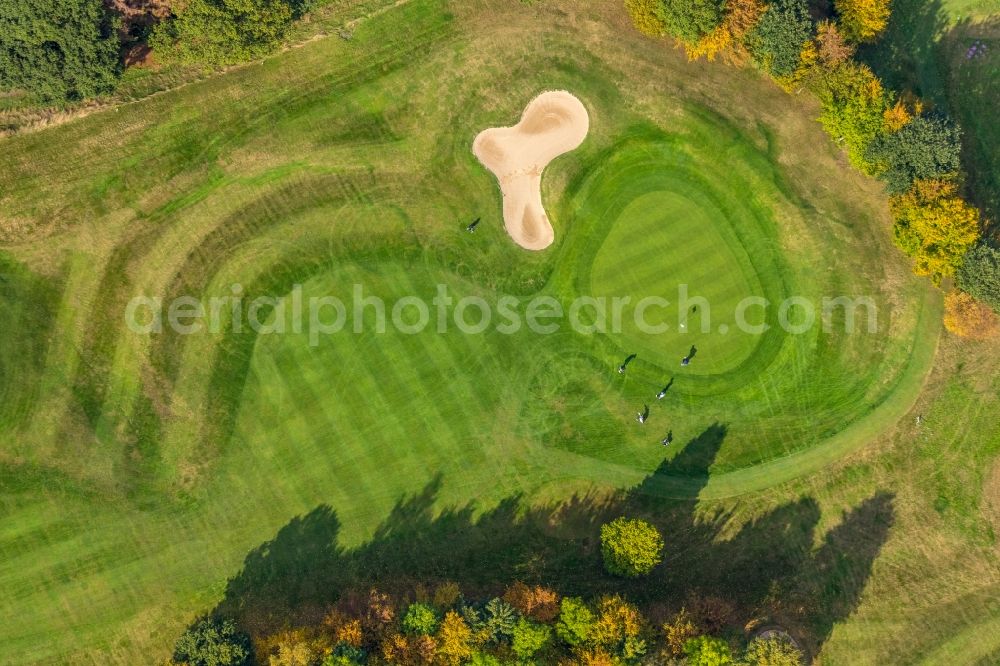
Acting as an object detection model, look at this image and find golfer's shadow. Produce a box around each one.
[687,345,698,361]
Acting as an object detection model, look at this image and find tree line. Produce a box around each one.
[169,517,806,666]
[625,0,999,339]
[0,0,314,105]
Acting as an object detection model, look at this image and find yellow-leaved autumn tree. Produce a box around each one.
[687,0,766,62]
[835,0,892,42]
[883,99,912,132]
[663,609,701,657]
[590,595,645,651]
[625,0,667,37]
[890,179,981,281]
[944,291,1000,339]
[436,611,474,666]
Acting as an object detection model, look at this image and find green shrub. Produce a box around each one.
[816,61,889,173]
[600,516,665,578]
[172,616,252,666]
[867,115,964,194]
[555,597,594,647]
[625,0,668,36]
[402,602,440,635]
[150,0,307,66]
[957,243,1000,312]
[657,0,726,45]
[466,652,503,666]
[511,618,552,659]
[739,635,804,665]
[0,0,121,103]
[748,0,814,77]
[685,635,735,666]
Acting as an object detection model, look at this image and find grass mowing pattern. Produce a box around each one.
[0,0,944,662]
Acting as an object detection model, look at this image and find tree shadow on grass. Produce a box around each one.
[858,0,950,102]
[214,423,894,658]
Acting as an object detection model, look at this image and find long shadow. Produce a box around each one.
[858,0,949,102]
[213,424,895,659]
[859,0,1000,226]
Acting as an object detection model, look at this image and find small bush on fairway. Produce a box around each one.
[601,516,664,577]
[172,616,251,666]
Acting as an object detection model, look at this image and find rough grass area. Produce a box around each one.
[0,0,997,664]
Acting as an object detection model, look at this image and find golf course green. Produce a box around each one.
[0,0,951,662]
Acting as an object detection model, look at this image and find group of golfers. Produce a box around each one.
[619,346,697,447]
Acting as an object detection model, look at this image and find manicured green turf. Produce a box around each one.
[0,0,968,663]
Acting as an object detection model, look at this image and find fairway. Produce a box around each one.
[0,0,950,663]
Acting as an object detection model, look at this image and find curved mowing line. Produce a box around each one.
[636,286,941,500]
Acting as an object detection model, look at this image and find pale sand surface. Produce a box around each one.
[473,91,589,250]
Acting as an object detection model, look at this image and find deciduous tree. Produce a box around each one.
[0,0,121,103]
[590,595,646,657]
[624,0,667,36]
[740,635,804,665]
[883,99,913,132]
[402,602,440,636]
[687,0,767,62]
[172,616,252,666]
[503,582,561,623]
[600,516,664,577]
[436,611,474,665]
[511,618,553,660]
[815,21,854,67]
[834,0,891,42]
[816,61,889,173]
[658,0,727,45]
[890,179,981,280]
[684,635,735,666]
[748,0,814,77]
[555,597,594,647]
[957,243,1000,312]
[149,0,303,66]
[867,114,963,194]
[943,291,999,339]
[663,609,700,657]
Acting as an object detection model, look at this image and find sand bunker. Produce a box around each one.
[473,91,589,251]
